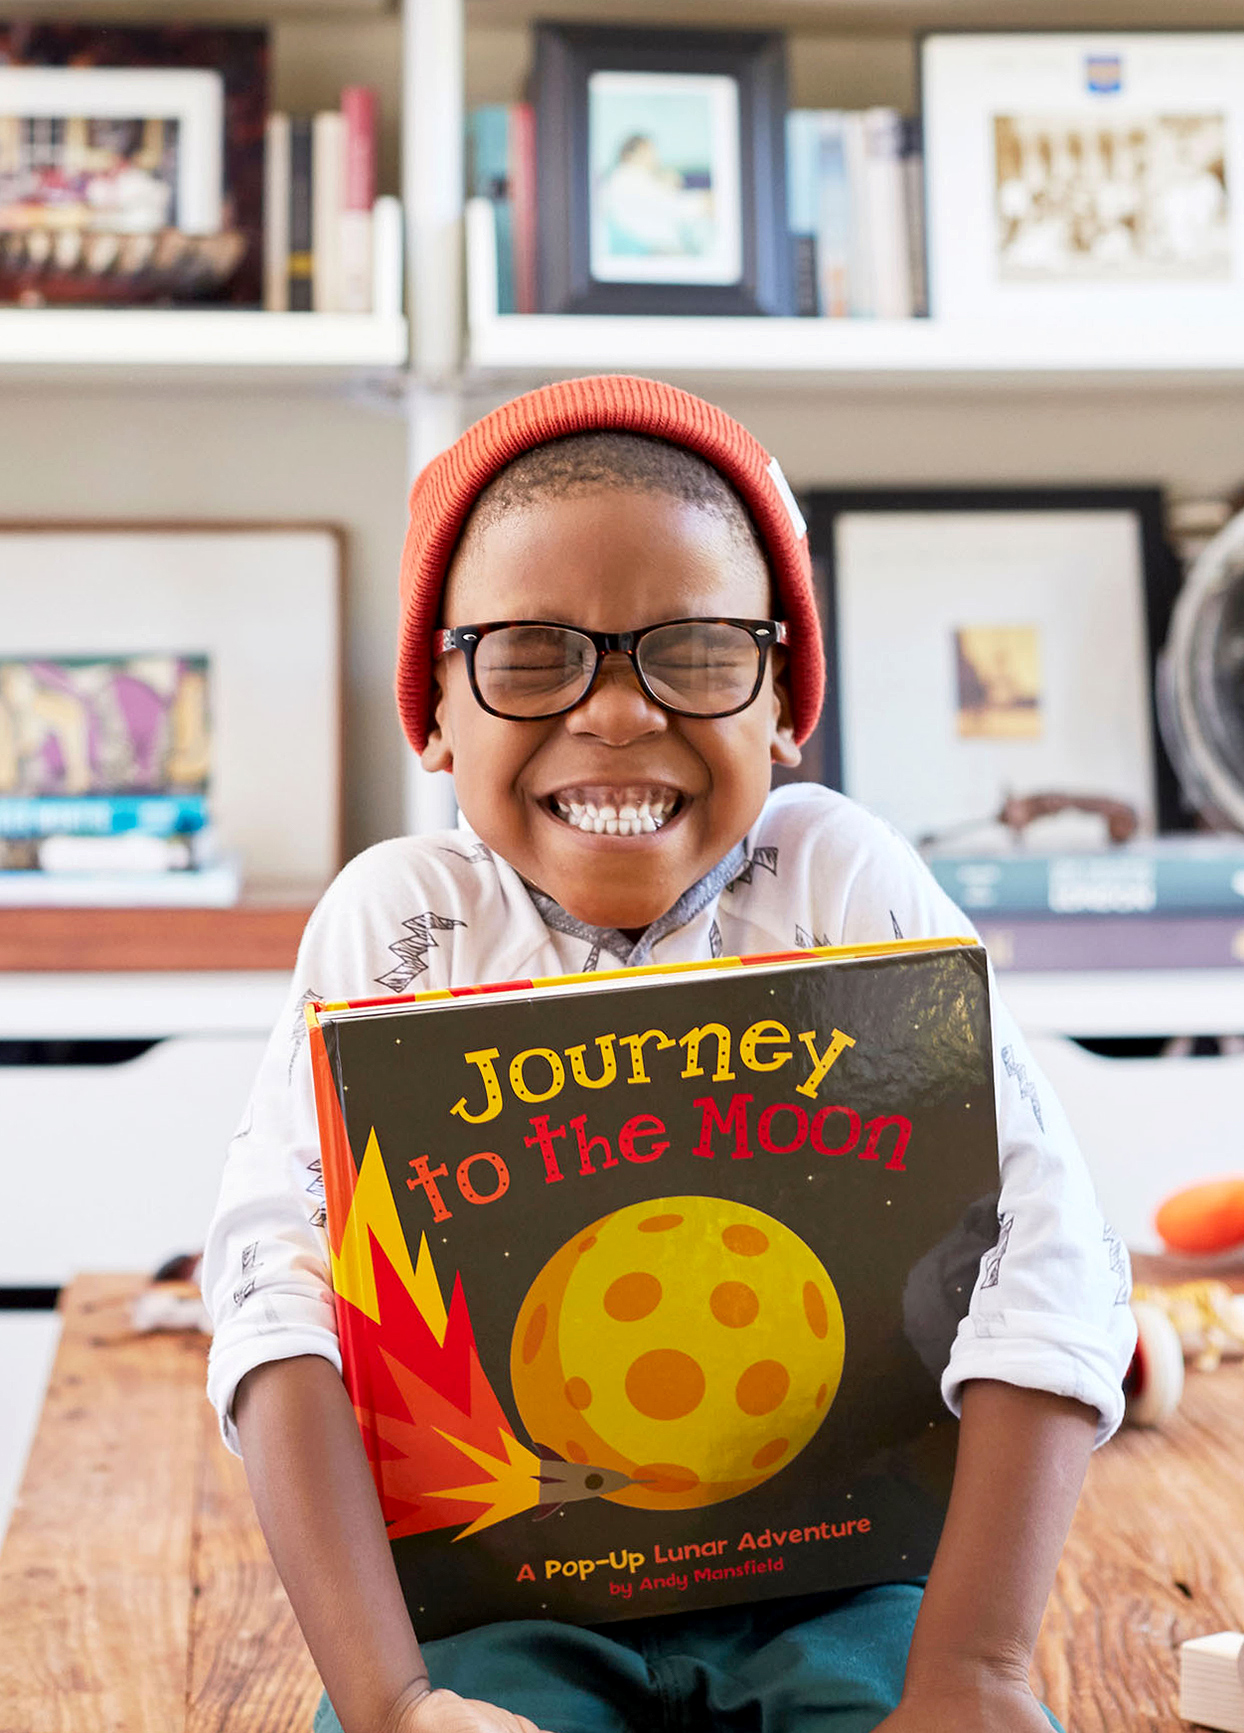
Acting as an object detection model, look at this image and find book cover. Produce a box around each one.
[928,837,1244,916]
[900,116,928,317]
[340,85,377,314]
[842,112,873,318]
[308,940,1001,1639]
[508,101,537,316]
[288,115,313,313]
[862,108,912,320]
[977,913,1244,972]
[468,104,516,315]
[263,112,291,312]
[814,112,852,319]
[312,110,345,313]
[0,792,209,839]
[785,110,821,316]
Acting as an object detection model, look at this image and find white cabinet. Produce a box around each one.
[0,973,288,1287]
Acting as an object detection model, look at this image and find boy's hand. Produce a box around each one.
[384,1684,556,1733]
[874,1671,1056,1732]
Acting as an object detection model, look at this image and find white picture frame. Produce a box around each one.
[0,525,342,887]
[0,65,223,235]
[809,493,1174,850]
[922,32,1244,325]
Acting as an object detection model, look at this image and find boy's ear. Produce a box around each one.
[770,657,801,768]
[419,667,454,774]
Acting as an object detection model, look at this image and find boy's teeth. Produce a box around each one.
[551,788,679,836]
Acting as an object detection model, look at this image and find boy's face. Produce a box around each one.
[422,487,801,932]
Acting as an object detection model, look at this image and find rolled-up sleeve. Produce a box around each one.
[836,806,1137,1446]
[202,880,375,1455]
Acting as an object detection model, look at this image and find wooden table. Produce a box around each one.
[2,1274,1242,1732]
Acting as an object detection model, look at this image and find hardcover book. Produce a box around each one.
[307,939,1001,1639]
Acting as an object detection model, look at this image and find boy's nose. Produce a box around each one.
[564,651,668,743]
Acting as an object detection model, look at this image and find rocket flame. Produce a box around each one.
[329,1126,543,1540]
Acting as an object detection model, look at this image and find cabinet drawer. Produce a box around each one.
[0,1036,266,1286]
[1026,1032,1244,1254]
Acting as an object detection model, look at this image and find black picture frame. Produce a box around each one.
[803,486,1189,837]
[532,22,792,317]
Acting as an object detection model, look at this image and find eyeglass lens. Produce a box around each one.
[471,622,763,718]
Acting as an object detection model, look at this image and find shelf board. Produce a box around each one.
[0,308,407,374]
[468,310,1244,389]
[0,894,316,972]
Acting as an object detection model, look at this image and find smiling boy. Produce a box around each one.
[203,376,1135,1733]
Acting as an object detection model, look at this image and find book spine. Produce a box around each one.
[288,115,314,313]
[263,112,291,312]
[0,858,240,907]
[340,84,378,314]
[370,194,403,320]
[0,793,209,838]
[814,112,852,318]
[842,112,874,317]
[312,110,345,313]
[468,104,515,315]
[508,101,537,316]
[785,110,821,316]
[862,107,912,319]
[931,854,1244,915]
[900,115,928,317]
[978,914,1244,971]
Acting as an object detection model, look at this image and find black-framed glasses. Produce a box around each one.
[433,618,789,721]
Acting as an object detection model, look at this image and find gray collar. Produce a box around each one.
[524,840,746,967]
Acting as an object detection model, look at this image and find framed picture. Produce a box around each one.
[0,525,342,887]
[0,67,223,236]
[0,23,266,304]
[921,32,1244,323]
[804,488,1186,848]
[533,23,792,316]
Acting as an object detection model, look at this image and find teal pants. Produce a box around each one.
[311,1585,1065,1732]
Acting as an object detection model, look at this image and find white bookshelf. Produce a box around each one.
[0,307,406,372]
[464,201,1244,389]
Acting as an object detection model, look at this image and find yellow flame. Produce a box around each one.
[425,1427,544,1537]
[330,1128,448,1329]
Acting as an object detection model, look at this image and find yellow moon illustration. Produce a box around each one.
[509,1196,845,1511]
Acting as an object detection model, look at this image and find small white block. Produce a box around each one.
[1180,1633,1244,1733]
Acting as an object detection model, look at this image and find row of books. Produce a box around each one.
[0,793,240,905]
[468,101,927,320]
[264,85,387,314]
[927,834,1244,971]
[786,108,927,320]
[0,654,239,907]
[468,103,537,315]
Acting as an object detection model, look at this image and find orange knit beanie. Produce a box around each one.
[396,374,824,751]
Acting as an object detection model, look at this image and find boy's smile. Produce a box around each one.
[422,489,800,933]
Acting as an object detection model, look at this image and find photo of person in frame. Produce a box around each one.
[588,68,742,286]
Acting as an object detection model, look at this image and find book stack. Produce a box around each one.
[1179,1632,1244,1733]
[925,835,1244,970]
[467,102,537,314]
[0,654,240,907]
[785,108,927,319]
[265,86,400,314]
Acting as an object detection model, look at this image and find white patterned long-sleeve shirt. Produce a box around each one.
[203,782,1135,1456]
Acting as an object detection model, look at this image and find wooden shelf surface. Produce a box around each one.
[0,896,315,972]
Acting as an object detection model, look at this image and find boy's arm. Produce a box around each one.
[881,1377,1097,1731]
[233,1355,431,1732]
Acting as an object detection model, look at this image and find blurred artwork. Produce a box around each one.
[0,114,178,233]
[955,626,1043,739]
[993,112,1230,282]
[588,69,742,285]
[0,654,210,796]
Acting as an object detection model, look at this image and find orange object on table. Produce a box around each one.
[1156,1179,1244,1255]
